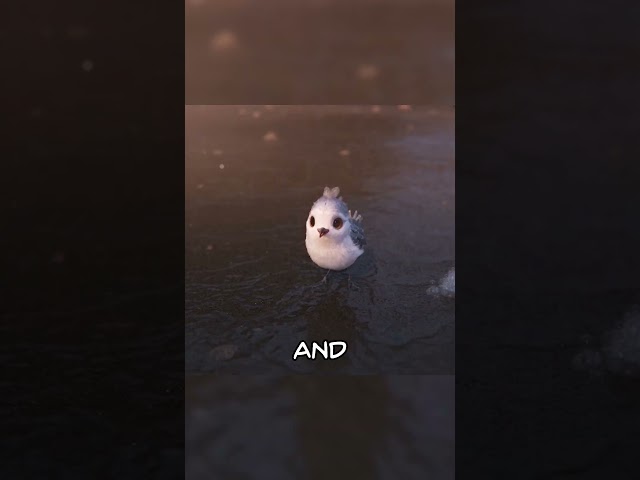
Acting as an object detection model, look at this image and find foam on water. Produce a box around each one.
[428,268,455,297]
[573,306,640,377]
[603,307,640,376]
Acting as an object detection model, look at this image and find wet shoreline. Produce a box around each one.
[185,105,455,374]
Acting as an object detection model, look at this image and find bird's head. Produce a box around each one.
[306,186,351,243]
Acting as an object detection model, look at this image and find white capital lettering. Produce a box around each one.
[293,341,312,360]
[329,341,347,359]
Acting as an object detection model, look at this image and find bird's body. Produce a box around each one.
[306,231,364,270]
[305,186,366,271]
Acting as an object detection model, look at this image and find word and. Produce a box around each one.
[292,341,347,360]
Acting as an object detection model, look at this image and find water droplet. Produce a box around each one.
[210,30,238,52]
[356,64,380,80]
[263,131,278,142]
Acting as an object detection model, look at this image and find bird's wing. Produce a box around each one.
[349,220,366,249]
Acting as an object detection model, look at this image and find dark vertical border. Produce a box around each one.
[3,2,185,477]
[457,1,640,477]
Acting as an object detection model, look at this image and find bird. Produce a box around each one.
[305,186,366,274]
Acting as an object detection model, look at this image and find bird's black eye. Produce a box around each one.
[333,217,343,229]
[309,216,315,227]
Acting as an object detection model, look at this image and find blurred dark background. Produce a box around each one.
[186,375,454,480]
[456,2,640,478]
[185,0,454,104]
[6,0,640,478]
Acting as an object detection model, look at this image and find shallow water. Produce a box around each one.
[185,105,454,374]
[186,375,454,480]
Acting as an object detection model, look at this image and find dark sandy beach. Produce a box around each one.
[185,105,455,374]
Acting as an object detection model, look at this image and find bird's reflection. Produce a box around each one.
[286,376,391,480]
[185,375,454,479]
[304,287,359,373]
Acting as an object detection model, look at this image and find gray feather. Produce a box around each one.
[349,209,363,224]
[349,220,366,249]
[323,186,341,199]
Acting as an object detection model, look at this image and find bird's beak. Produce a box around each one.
[318,227,329,238]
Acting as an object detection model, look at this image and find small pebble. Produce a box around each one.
[211,344,237,361]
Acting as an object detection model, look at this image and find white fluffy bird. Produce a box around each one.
[305,186,366,271]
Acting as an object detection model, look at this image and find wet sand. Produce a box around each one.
[185,105,454,374]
